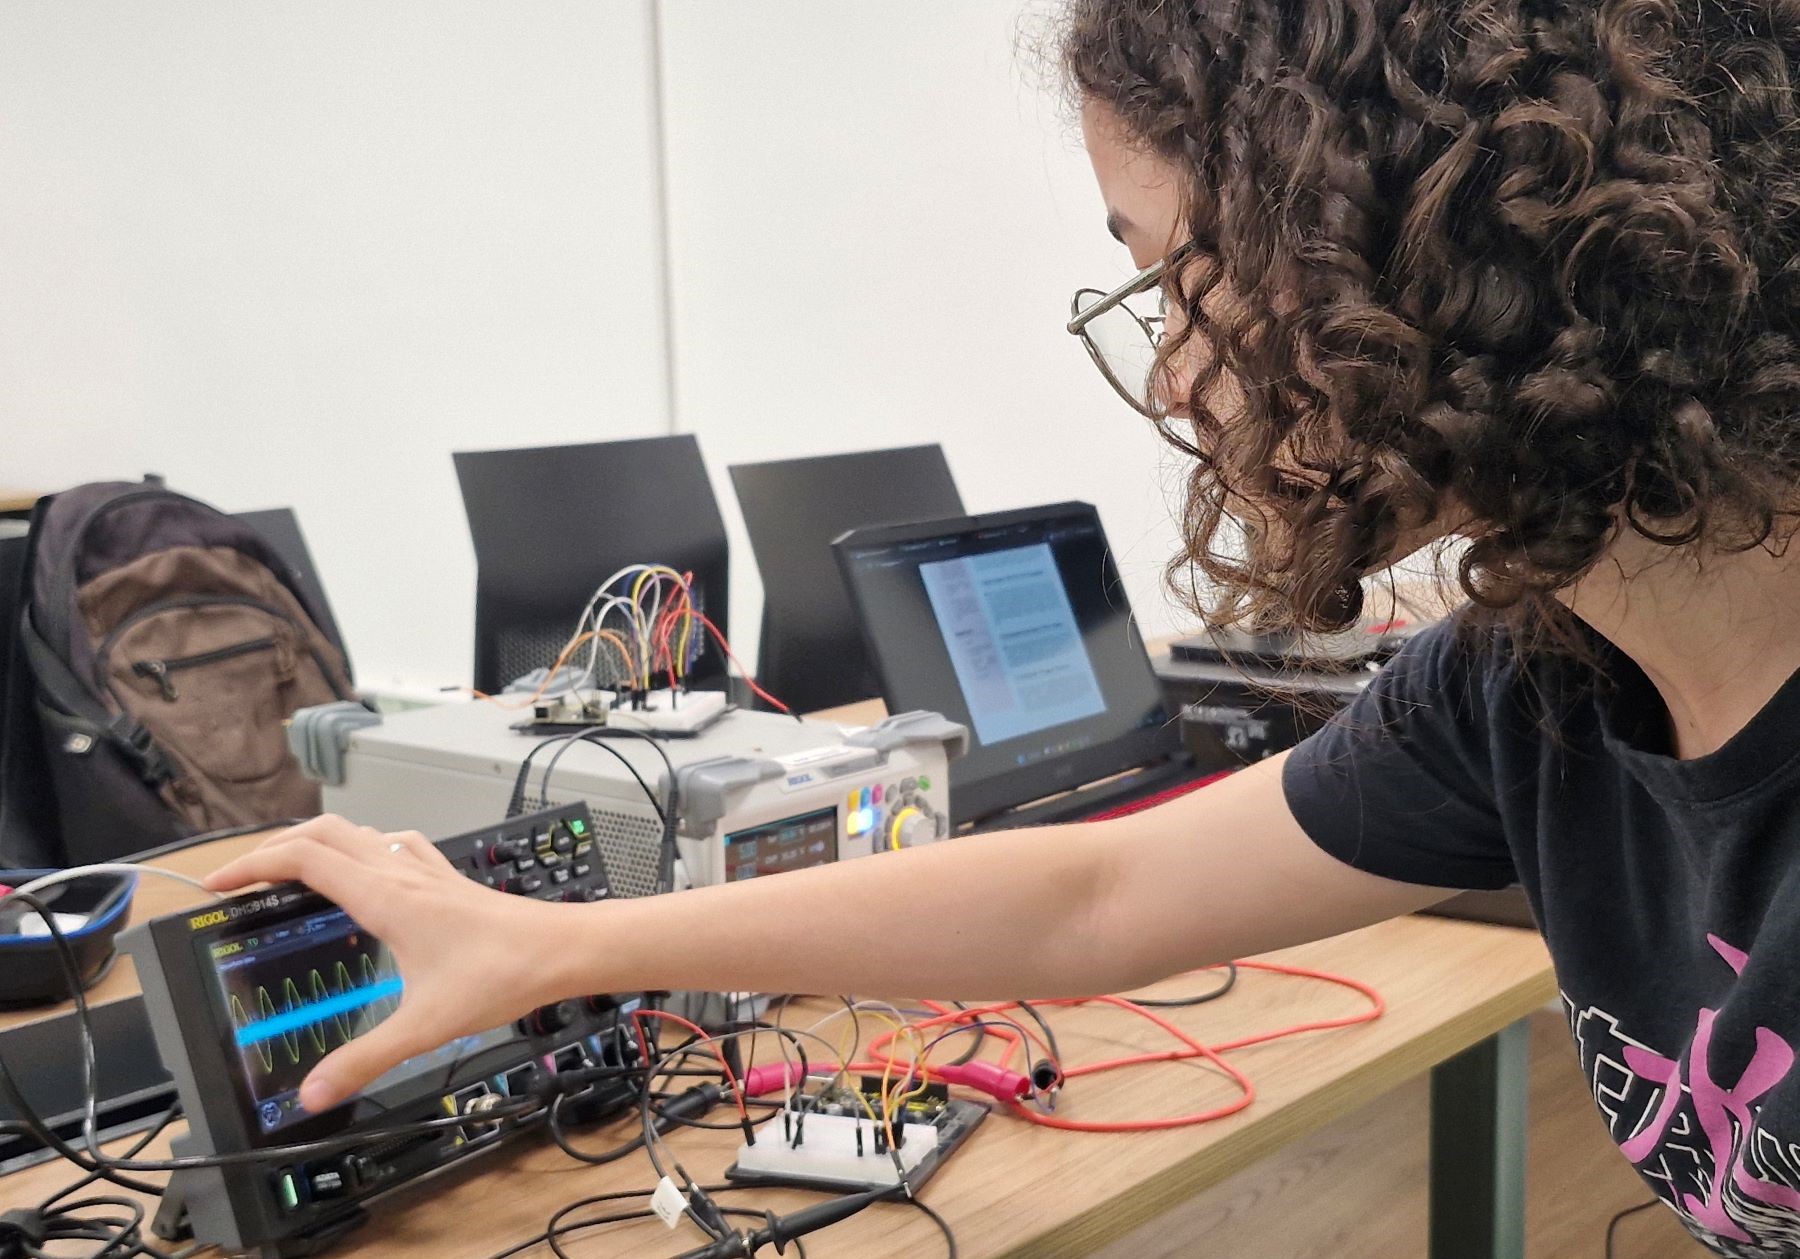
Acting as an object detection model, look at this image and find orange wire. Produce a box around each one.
[632,1008,751,1121]
[857,962,1385,1133]
[472,628,636,710]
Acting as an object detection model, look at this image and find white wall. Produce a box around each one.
[658,0,1194,666]
[0,2,672,689]
[2,1,1199,692]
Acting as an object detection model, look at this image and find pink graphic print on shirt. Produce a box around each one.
[1568,935,1800,1255]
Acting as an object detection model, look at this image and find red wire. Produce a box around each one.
[632,1007,751,1120]
[652,571,698,682]
[858,962,1384,1133]
[692,611,795,715]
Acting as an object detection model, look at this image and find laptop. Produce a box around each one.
[833,501,1199,830]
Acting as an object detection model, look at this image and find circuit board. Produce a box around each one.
[725,1080,988,1193]
[509,688,731,738]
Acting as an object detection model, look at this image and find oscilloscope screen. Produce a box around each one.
[202,907,506,1136]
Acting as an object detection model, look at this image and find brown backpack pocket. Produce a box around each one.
[95,595,348,828]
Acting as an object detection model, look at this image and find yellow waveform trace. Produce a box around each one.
[226,951,399,1073]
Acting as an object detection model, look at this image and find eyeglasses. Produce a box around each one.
[1067,242,1196,418]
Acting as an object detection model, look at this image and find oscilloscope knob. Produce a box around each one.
[519,1000,577,1038]
[486,837,531,866]
[886,804,937,851]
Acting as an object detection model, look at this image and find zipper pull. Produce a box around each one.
[273,634,297,683]
[134,659,179,702]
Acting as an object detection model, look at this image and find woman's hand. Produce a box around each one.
[203,815,572,1113]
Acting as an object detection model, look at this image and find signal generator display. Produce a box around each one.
[722,807,839,881]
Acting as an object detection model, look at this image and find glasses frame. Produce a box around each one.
[1067,241,1197,418]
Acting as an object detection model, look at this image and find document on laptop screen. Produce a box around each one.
[919,542,1106,745]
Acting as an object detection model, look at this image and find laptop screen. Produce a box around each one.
[834,502,1179,825]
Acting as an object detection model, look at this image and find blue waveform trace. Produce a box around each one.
[234,976,405,1048]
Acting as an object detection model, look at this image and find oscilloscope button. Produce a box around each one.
[550,868,572,886]
[552,831,575,854]
[572,862,592,879]
[487,838,530,865]
[519,875,545,894]
[520,1000,575,1037]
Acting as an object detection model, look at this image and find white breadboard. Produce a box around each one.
[732,1112,939,1189]
[602,689,729,735]
[526,688,730,736]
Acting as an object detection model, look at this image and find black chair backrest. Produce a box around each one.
[730,445,964,714]
[454,436,732,695]
[0,529,52,863]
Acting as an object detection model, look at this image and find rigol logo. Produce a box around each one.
[188,909,230,931]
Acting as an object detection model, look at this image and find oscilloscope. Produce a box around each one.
[121,804,642,1258]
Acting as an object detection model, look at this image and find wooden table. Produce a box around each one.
[0,487,42,517]
[0,735,1557,1258]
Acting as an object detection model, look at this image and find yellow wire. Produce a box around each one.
[877,1020,933,1140]
[825,1006,907,1129]
[628,566,692,686]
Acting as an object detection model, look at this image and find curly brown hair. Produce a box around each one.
[1063,0,1800,640]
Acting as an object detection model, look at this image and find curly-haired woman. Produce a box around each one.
[209,3,1800,1249]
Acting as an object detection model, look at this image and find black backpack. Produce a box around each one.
[0,481,355,866]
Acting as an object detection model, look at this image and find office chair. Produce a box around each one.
[729,445,964,714]
[455,436,732,696]
[0,530,55,865]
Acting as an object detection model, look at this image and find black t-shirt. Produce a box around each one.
[1284,620,1800,1257]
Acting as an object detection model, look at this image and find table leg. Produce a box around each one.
[1429,1018,1528,1259]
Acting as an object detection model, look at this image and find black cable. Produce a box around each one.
[1131,963,1239,1008]
[639,1100,782,1132]
[540,732,667,825]
[635,1027,809,1187]
[546,1091,653,1167]
[560,727,682,892]
[1013,1001,1062,1068]
[886,1020,1063,1108]
[555,1207,806,1259]
[0,890,160,1196]
[498,1184,954,1259]
[9,1194,192,1259]
[508,734,569,818]
[1605,1198,1662,1258]
[89,1101,547,1172]
[633,1029,782,1131]
[531,725,682,891]
[475,1188,813,1259]
[901,1194,960,1259]
[546,1077,740,1168]
[945,1002,988,1067]
[921,1008,1057,1077]
[39,1102,182,1211]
